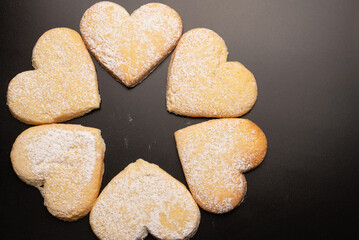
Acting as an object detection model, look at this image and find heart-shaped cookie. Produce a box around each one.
[175,118,267,213]
[80,2,182,87]
[167,28,258,118]
[11,124,105,221]
[90,159,200,240]
[7,28,100,125]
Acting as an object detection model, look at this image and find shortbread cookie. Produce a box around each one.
[175,118,267,213]
[11,124,105,221]
[80,2,182,87]
[7,28,100,125]
[90,159,200,240]
[167,28,257,118]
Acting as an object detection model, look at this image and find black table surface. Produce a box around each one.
[0,0,358,239]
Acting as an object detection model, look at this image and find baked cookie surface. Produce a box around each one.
[167,28,257,118]
[7,28,100,125]
[11,124,105,221]
[90,159,200,240]
[175,118,267,213]
[80,2,182,87]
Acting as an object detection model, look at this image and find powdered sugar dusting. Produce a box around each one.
[7,28,100,124]
[175,118,267,213]
[80,2,182,87]
[25,127,97,184]
[167,28,257,117]
[91,159,200,240]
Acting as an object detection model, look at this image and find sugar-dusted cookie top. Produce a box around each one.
[90,159,200,240]
[175,118,267,213]
[11,124,105,221]
[80,2,182,87]
[167,28,257,118]
[7,28,100,125]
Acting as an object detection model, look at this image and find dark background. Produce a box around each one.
[0,0,358,239]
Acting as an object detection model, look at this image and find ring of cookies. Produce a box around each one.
[7,2,267,240]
